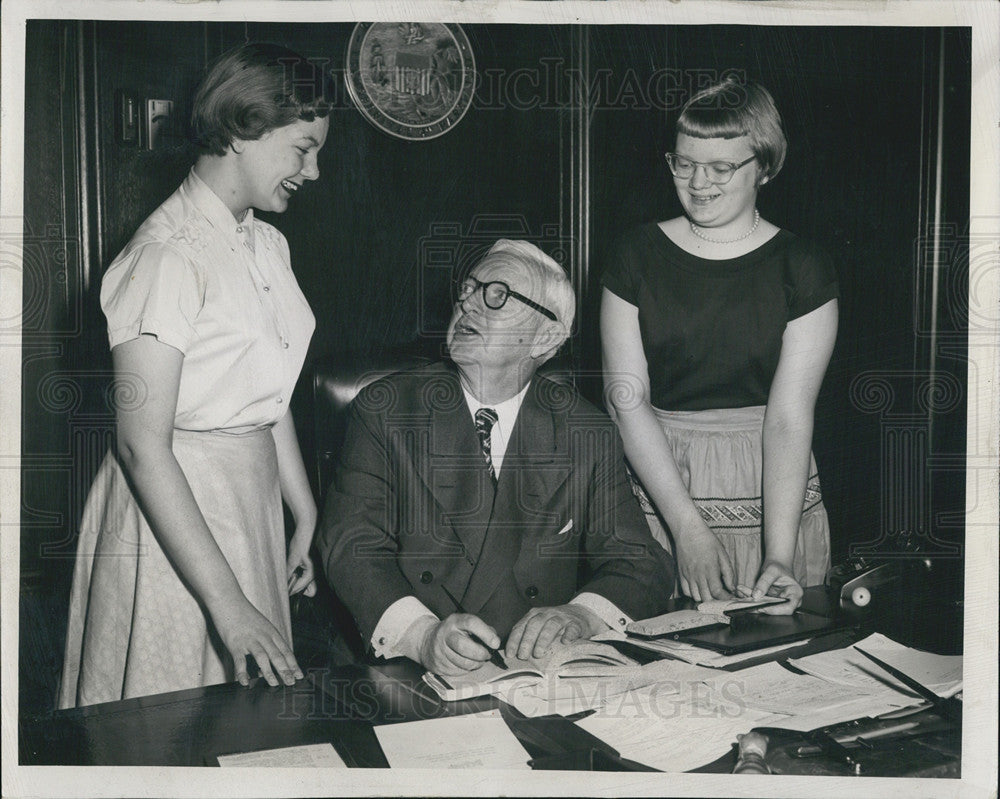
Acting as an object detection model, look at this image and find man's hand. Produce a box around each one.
[505,604,604,661]
[417,613,501,676]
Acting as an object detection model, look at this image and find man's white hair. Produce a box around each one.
[481,239,575,342]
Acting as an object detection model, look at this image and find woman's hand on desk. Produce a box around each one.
[674,524,736,602]
[210,596,304,687]
[750,560,803,614]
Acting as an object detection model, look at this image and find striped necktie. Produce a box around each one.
[474,407,499,484]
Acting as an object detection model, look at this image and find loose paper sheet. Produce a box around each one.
[373,716,531,770]
[788,632,963,697]
[698,661,908,716]
[216,743,347,768]
[500,659,721,718]
[575,681,783,772]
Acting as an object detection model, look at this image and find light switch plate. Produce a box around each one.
[116,90,139,144]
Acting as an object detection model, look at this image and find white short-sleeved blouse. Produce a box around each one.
[101,168,316,431]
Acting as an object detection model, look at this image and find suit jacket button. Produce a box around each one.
[525,585,538,599]
[420,571,434,584]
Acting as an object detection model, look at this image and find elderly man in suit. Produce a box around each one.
[318,239,673,675]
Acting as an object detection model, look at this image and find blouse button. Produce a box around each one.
[378,636,386,646]
[277,397,284,404]
[283,342,289,349]
[236,226,243,233]
[263,285,271,292]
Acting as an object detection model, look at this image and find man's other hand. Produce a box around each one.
[505,604,603,661]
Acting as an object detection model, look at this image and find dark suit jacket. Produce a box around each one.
[317,361,674,643]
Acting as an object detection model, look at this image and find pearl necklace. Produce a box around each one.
[690,209,760,244]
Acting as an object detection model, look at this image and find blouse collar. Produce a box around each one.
[182,167,255,244]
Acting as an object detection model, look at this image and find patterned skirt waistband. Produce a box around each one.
[650,404,766,432]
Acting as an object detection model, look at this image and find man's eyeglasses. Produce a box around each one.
[664,153,757,185]
[456,277,558,322]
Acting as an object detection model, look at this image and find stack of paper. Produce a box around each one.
[572,632,963,771]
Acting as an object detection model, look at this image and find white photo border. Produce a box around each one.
[2,1,997,797]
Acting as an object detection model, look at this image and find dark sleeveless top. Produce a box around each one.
[602,224,838,411]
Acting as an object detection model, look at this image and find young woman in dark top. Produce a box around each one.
[601,75,838,612]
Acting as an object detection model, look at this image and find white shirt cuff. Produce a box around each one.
[571,592,632,633]
[371,596,438,660]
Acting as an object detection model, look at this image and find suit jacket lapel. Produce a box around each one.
[415,365,496,568]
[501,377,567,509]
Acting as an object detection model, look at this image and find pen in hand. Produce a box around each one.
[440,585,508,670]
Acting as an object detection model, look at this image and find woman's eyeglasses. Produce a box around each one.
[455,277,558,321]
[664,153,757,184]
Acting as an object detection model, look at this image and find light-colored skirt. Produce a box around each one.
[628,405,830,592]
[59,426,291,708]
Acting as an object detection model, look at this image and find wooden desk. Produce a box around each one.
[19,660,629,769]
[19,587,961,774]
[22,665,390,767]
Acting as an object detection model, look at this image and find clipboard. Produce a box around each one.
[674,610,853,655]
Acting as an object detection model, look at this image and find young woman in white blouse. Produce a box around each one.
[61,43,331,707]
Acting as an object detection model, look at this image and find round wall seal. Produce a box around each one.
[345,22,476,141]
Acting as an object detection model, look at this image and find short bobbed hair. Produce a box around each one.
[192,43,335,156]
[676,75,787,182]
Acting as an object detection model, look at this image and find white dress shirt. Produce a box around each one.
[460,382,529,476]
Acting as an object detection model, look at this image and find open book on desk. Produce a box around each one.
[422,640,640,701]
